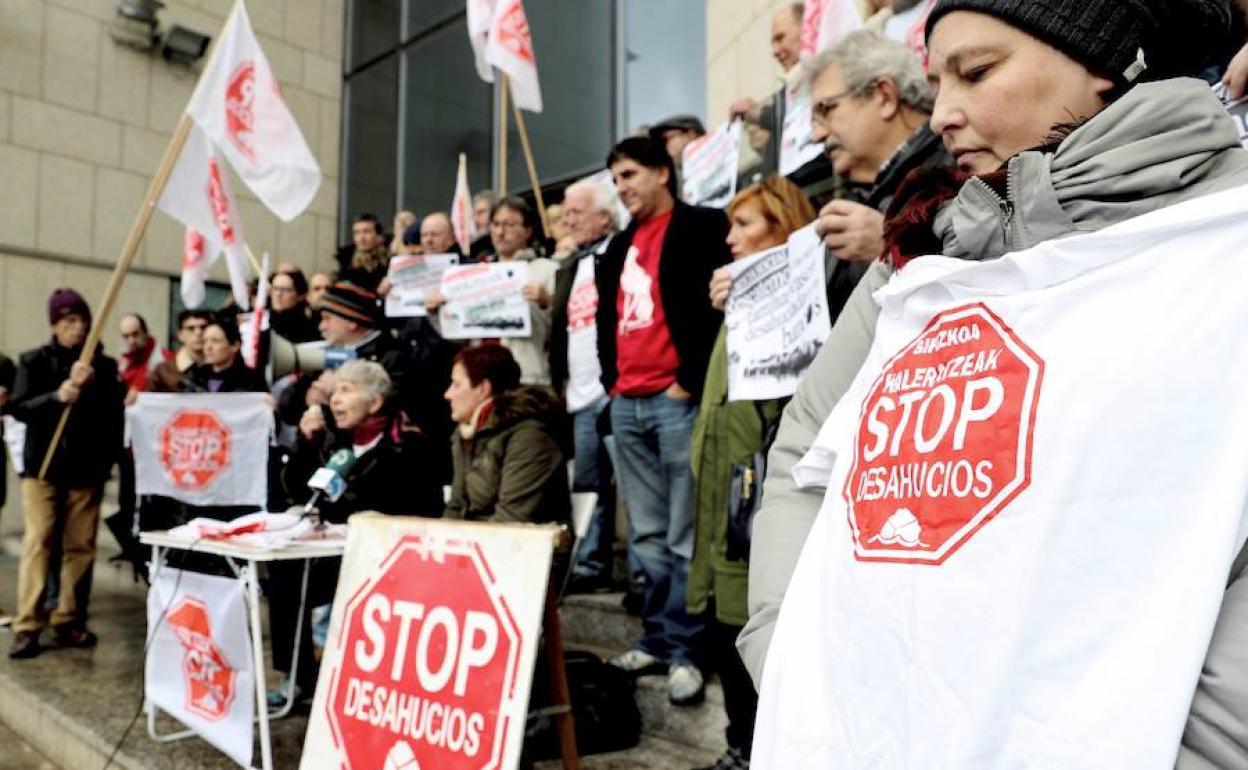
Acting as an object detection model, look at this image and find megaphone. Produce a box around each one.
[270,334,360,379]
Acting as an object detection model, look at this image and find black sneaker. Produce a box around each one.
[50,624,98,649]
[565,572,612,595]
[8,631,42,659]
[621,583,645,616]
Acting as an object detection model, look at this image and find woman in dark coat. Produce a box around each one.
[178,319,269,394]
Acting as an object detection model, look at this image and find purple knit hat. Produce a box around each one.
[48,288,91,325]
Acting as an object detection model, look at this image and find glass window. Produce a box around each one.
[403,0,462,39]
[399,19,493,218]
[622,0,706,132]
[342,56,399,232]
[348,0,401,69]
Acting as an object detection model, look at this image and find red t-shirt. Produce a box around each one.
[615,209,680,396]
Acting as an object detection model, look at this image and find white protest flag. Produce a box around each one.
[147,569,253,768]
[127,393,274,507]
[185,0,321,221]
[450,153,478,254]
[754,184,1248,769]
[243,252,269,368]
[467,0,496,82]
[486,0,542,112]
[158,123,252,309]
[800,0,865,58]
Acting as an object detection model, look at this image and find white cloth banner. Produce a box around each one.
[466,0,496,82]
[799,0,865,58]
[128,393,274,507]
[159,123,251,309]
[725,225,830,401]
[486,0,542,112]
[450,154,478,254]
[681,121,742,208]
[439,262,532,339]
[186,0,321,221]
[754,184,1248,769]
[147,569,254,768]
[384,253,459,318]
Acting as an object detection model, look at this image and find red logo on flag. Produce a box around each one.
[183,227,207,270]
[324,536,523,770]
[494,1,535,64]
[206,157,236,246]
[225,61,256,163]
[160,410,232,490]
[843,303,1044,564]
[168,597,237,721]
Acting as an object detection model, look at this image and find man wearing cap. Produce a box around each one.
[7,289,125,659]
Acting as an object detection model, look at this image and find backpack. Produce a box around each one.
[523,649,642,760]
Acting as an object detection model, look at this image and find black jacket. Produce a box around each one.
[595,202,731,399]
[284,414,444,523]
[179,358,270,394]
[550,235,612,399]
[270,304,321,344]
[10,340,124,487]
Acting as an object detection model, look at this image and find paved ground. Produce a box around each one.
[0,721,58,770]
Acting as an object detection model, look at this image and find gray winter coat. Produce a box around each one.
[740,78,1248,768]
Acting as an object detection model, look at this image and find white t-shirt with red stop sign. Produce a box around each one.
[753,184,1248,770]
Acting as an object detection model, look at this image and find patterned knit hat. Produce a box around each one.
[317,282,384,329]
[48,288,91,325]
[926,0,1232,87]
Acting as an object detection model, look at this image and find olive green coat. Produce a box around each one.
[444,385,571,526]
[689,326,784,626]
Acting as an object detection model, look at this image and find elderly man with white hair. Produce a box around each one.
[551,178,622,593]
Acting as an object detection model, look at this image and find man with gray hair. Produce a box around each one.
[551,178,621,593]
[807,29,949,321]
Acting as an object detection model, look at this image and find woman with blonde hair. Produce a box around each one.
[690,175,815,770]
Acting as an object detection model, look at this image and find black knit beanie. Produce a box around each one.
[926,0,1232,87]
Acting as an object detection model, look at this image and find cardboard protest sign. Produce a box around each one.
[300,514,556,770]
[725,225,831,401]
[755,184,1248,768]
[681,121,742,208]
[439,262,532,339]
[128,393,274,507]
[385,253,460,318]
[147,569,254,768]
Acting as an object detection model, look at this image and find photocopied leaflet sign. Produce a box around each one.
[300,514,557,770]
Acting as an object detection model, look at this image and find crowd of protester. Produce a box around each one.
[5,1,1248,768]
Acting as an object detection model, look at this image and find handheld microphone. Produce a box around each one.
[303,448,357,517]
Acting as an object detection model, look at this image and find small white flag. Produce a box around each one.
[450,154,477,255]
[243,252,269,369]
[185,0,321,221]
[466,0,496,82]
[159,123,252,309]
[486,0,542,113]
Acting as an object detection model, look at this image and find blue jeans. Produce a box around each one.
[611,392,706,667]
[572,395,615,579]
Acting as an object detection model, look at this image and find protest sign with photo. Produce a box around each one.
[725,225,831,401]
[300,514,556,770]
[681,121,742,208]
[147,569,254,768]
[385,253,460,318]
[127,393,274,507]
[439,262,532,339]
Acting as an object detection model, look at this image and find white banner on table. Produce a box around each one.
[127,393,274,507]
[439,262,532,339]
[147,569,254,768]
[682,121,742,208]
[300,514,556,770]
[780,84,825,176]
[725,224,830,401]
[385,253,460,317]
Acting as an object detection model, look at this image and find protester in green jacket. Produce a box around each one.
[443,345,570,526]
[688,176,815,770]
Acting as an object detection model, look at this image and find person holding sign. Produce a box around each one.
[442,345,570,526]
[691,176,815,770]
[749,1,1248,766]
[427,197,558,386]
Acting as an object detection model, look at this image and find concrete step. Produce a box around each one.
[558,591,643,651]
[535,734,720,770]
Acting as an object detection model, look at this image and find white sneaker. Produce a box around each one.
[668,663,705,706]
[609,648,666,674]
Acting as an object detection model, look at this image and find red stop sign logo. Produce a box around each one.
[843,303,1044,565]
[325,536,523,770]
[160,410,231,491]
[225,61,256,163]
[168,597,237,721]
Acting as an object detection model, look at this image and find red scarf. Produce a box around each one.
[351,414,390,449]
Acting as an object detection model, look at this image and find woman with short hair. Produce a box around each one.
[178,318,268,394]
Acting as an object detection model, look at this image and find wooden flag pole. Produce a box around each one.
[510,99,550,238]
[498,74,510,197]
[244,243,264,277]
[37,114,196,480]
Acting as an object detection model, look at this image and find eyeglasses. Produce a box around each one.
[811,81,877,125]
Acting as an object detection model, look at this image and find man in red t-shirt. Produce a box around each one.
[595,136,731,706]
